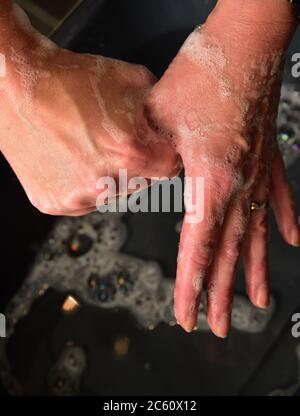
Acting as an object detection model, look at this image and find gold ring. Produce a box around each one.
[250,201,270,211]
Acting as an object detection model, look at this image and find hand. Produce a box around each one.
[145,12,300,337]
[0,3,179,216]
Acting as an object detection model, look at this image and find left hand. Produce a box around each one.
[145,10,300,337]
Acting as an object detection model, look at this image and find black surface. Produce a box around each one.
[0,158,54,311]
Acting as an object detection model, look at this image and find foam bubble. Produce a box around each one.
[181,28,228,71]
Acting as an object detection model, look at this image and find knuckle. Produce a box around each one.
[62,181,97,211]
[184,240,215,271]
[31,198,60,215]
[119,149,149,174]
[225,141,250,169]
[251,215,269,235]
[135,64,156,85]
[61,192,83,212]
[223,239,241,261]
[250,261,268,278]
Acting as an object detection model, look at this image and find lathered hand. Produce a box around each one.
[0,1,179,216]
[145,2,300,337]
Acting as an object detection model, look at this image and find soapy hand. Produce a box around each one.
[0,2,179,216]
[145,21,300,337]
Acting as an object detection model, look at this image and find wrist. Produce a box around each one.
[206,0,297,50]
[0,4,39,89]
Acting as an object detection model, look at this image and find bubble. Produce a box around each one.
[115,270,134,296]
[231,295,275,333]
[279,99,291,112]
[67,234,93,257]
[88,273,116,303]
[277,84,300,167]
[113,337,130,358]
[182,28,228,71]
[47,345,86,396]
[138,262,162,292]
[278,125,295,142]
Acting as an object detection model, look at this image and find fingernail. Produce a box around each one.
[181,316,198,333]
[290,228,300,247]
[175,312,197,333]
[255,286,269,309]
[212,313,230,339]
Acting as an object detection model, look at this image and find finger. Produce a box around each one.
[206,149,261,337]
[141,141,182,179]
[39,207,96,216]
[271,147,300,247]
[243,170,270,309]
[175,173,236,333]
[207,194,249,338]
[138,106,182,179]
[66,207,96,216]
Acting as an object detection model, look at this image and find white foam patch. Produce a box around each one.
[89,73,128,144]
[181,28,228,78]
[193,272,204,295]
